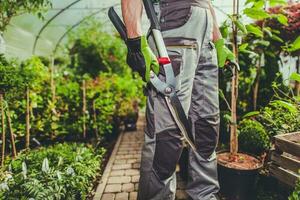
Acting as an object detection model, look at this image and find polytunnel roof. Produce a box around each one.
[2,0,247,60]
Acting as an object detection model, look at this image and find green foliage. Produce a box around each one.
[20,57,49,90]
[0,59,143,144]
[258,100,300,137]
[289,177,300,200]
[246,24,264,38]
[0,0,52,31]
[244,8,270,20]
[288,36,300,53]
[218,0,290,115]
[0,59,22,93]
[238,119,270,155]
[290,72,300,83]
[0,143,105,199]
[86,73,145,136]
[68,20,129,77]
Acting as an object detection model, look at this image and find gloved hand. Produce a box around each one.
[214,38,235,68]
[126,35,159,82]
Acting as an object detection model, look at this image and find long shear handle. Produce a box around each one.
[108,7,128,41]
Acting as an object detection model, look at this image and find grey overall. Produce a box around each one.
[138,0,220,199]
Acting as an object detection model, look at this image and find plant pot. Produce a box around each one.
[124,112,138,131]
[217,152,263,200]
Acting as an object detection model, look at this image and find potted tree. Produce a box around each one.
[216,0,265,199]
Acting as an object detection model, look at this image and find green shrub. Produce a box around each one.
[258,100,300,137]
[0,143,105,199]
[238,119,270,155]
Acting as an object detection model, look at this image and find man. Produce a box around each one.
[121,0,234,199]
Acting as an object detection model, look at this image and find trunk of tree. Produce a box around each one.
[1,93,5,166]
[295,56,300,96]
[92,99,99,139]
[25,87,30,149]
[6,108,17,158]
[230,0,239,155]
[253,57,262,110]
[230,72,239,155]
[82,80,87,139]
[50,56,56,140]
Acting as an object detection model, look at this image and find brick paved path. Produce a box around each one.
[94,116,188,200]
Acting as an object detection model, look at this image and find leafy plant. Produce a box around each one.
[0,143,105,199]
[0,0,52,31]
[68,20,128,77]
[257,100,300,137]
[238,119,270,155]
[289,176,300,200]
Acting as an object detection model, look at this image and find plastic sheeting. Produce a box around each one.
[2,0,246,60]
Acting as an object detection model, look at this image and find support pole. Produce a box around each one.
[295,56,300,96]
[230,0,239,155]
[25,87,30,149]
[50,56,56,140]
[1,93,5,166]
[92,99,99,139]
[82,80,87,139]
[6,108,17,158]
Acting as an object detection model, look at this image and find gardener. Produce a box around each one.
[121,0,234,199]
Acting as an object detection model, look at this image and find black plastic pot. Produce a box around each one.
[217,153,262,200]
[124,112,138,131]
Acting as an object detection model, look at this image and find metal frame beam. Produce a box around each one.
[53,4,119,55]
[32,0,82,54]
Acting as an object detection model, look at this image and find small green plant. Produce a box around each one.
[0,143,105,199]
[289,176,300,200]
[258,100,300,137]
[238,119,270,155]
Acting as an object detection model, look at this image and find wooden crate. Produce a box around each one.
[270,132,300,187]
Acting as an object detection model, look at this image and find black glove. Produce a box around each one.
[126,36,159,82]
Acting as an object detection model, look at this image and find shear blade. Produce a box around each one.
[165,95,196,151]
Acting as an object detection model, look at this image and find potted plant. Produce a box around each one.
[216,0,266,199]
[123,100,139,131]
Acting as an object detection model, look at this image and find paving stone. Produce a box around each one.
[115,155,126,159]
[123,155,134,159]
[117,151,128,155]
[115,192,129,200]
[132,163,140,169]
[114,159,127,164]
[108,176,131,184]
[176,189,188,200]
[101,193,115,200]
[112,164,132,170]
[110,170,125,176]
[104,184,122,193]
[97,117,187,199]
[131,175,140,183]
[177,181,186,190]
[129,192,138,200]
[122,183,135,192]
[125,169,139,176]
[134,183,139,191]
[126,159,137,164]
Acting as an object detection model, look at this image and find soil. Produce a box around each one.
[217,152,263,170]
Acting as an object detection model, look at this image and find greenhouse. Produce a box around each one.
[0,0,299,200]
